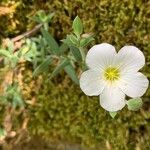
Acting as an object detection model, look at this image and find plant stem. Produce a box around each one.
[79,47,85,62]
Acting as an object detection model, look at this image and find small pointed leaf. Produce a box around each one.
[61,38,72,47]
[0,128,7,138]
[7,40,14,53]
[41,29,59,55]
[33,56,53,76]
[46,13,55,22]
[51,58,69,78]
[68,34,78,45]
[59,43,68,54]
[64,63,79,84]
[109,112,117,118]
[69,46,82,61]
[12,94,24,108]
[126,98,143,111]
[73,16,83,37]
[0,49,12,58]
[80,37,94,47]
[11,56,19,68]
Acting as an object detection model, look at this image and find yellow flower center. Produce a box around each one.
[104,67,120,81]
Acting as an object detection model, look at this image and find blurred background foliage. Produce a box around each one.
[0,0,150,149]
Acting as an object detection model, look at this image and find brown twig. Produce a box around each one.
[1,23,43,52]
[11,24,43,43]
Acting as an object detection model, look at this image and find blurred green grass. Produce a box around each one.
[0,0,150,149]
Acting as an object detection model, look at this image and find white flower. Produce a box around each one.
[80,43,149,111]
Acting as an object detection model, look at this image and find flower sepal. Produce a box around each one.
[109,111,117,118]
[126,98,143,111]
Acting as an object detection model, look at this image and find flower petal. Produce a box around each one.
[86,43,117,70]
[100,84,125,111]
[116,46,145,73]
[80,69,105,96]
[119,72,149,97]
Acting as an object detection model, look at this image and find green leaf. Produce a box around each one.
[0,95,8,104]
[0,49,12,58]
[41,29,59,55]
[6,84,16,93]
[32,10,47,23]
[12,94,24,108]
[80,37,94,47]
[46,12,55,23]
[38,10,47,21]
[109,112,117,118]
[0,128,7,137]
[20,46,30,56]
[69,46,82,61]
[33,56,53,76]
[31,16,43,23]
[7,40,14,53]
[61,38,72,47]
[11,56,19,68]
[59,43,68,54]
[126,98,143,111]
[68,34,78,45]
[23,41,39,61]
[51,58,69,78]
[64,63,79,84]
[73,16,83,37]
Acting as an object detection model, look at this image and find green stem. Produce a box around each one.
[79,47,85,62]
[79,47,87,70]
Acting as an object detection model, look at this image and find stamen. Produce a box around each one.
[104,67,120,81]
